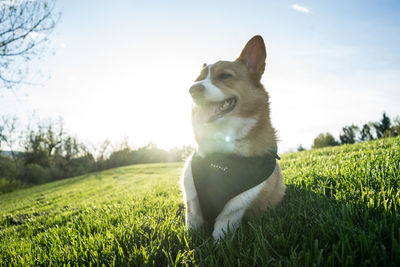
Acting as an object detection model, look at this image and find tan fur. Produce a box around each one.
[192,62,277,157]
[245,164,286,217]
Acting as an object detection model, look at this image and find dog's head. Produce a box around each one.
[190,35,276,156]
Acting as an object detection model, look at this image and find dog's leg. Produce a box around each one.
[181,158,204,229]
[212,180,266,239]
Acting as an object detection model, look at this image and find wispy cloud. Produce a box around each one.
[52,37,67,49]
[291,4,310,14]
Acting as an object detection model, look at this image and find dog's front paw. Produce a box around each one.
[212,216,243,240]
[212,227,226,240]
[212,220,237,240]
[186,212,204,230]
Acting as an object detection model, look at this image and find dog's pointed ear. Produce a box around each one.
[236,35,266,80]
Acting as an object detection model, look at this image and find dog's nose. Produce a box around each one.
[189,84,205,100]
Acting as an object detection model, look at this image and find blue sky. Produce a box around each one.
[1,0,400,152]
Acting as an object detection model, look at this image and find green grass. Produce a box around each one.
[1,137,400,266]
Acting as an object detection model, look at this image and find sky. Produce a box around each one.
[1,0,400,152]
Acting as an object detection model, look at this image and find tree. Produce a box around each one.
[23,118,64,167]
[0,0,60,88]
[297,144,306,152]
[0,115,20,169]
[312,133,338,149]
[43,118,64,157]
[385,116,400,137]
[374,112,391,139]
[63,136,80,161]
[339,125,359,144]
[93,139,111,171]
[0,123,3,152]
[108,147,134,168]
[94,139,111,161]
[134,143,167,163]
[360,123,374,141]
[24,126,51,167]
[167,145,195,162]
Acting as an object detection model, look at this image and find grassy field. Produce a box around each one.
[1,137,399,266]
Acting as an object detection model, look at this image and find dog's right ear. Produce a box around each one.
[236,35,266,80]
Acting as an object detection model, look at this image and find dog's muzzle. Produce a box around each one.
[189,84,205,103]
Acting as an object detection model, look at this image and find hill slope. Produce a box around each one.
[1,137,399,266]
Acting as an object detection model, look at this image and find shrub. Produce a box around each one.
[0,177,21,194]
[0,156,18,180]
[21,164,51,184]
[312,132,338,149]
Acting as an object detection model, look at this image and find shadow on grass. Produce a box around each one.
[185,184,400,266]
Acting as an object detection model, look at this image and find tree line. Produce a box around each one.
[0,116,193,193]
[301,112,400,151]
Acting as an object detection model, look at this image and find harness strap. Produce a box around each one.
[191,151,279,225]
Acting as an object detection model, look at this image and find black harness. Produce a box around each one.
[191,151,280,225]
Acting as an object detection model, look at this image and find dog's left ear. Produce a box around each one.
[236,35,266,80]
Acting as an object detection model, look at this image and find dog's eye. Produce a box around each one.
[216,73,233,80]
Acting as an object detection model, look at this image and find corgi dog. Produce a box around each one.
[181,35,286,239]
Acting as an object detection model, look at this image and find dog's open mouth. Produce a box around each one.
[204,97,237,123]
